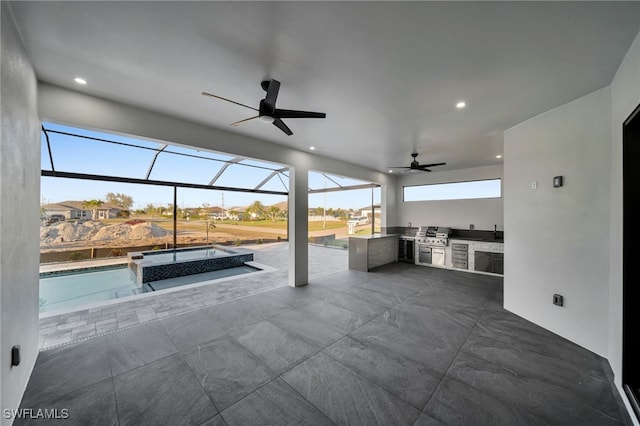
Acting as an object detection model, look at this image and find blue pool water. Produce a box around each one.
[39,264,259,314]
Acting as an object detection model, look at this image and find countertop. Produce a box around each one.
[397,235,503,243]
[349,233,399,240]
[451,237,504,243]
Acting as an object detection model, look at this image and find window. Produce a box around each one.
[403,179,501,202]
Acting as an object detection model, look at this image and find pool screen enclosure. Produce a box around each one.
[41,123,382,247]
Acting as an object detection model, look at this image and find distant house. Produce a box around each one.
[206,206,224,218]
[226,206,246,220]
[41,201,127,220]
[358,204,381,219]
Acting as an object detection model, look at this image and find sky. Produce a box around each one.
[40,123,381,211]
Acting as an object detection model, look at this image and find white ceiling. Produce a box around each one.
[8,1,640,173]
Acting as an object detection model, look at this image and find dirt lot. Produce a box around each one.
[40,219,281,260]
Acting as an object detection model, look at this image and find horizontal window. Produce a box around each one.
[403,179,501,202]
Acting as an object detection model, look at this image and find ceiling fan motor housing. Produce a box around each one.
[259,99,275,120]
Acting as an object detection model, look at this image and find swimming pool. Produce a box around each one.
[128,245,254,284]
[137,247,225,264]
[39,264,261,314]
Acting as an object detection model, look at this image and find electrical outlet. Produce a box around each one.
[11,345,20,367]
[553,294,564,307]
[531,181,538,190]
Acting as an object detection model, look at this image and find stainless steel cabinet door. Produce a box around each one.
[418,246,431,264]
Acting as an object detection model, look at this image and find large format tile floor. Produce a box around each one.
[19,261,631,425]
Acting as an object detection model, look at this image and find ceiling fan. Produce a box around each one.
[389,153,446,172]
[202,79,326,136]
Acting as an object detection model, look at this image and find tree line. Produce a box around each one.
[82,193,355,221]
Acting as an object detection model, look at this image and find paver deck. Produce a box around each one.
[38,243,347,350]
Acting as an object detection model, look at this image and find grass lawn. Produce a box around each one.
[102,217,350,233]
[217,219,348,232]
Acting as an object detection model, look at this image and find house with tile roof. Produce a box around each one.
[41,200,127,220]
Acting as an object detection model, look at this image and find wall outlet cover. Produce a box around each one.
[553,294,564,306]
[11,345,20,367]
[531,181,538,190]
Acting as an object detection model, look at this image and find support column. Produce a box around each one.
[288,165,308,287]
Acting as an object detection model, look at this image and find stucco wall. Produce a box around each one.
[0,3,41,423]
[503,87,611,357]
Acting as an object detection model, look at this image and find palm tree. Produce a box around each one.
[82,199,103,221]
[268,206,281,222]
[246,201,265,220]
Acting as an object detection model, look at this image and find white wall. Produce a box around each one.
[0,3,41,423]
[396,165,503,230]
[504,87,611,357]
[610,30,640,400]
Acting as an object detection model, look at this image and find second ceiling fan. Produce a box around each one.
[389,153,446,172]
[202,79,326,136]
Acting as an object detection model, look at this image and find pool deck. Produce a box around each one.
[40,257,129,274]
[38,243,347,350]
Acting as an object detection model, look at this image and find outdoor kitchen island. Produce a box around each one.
[348,234,398,272]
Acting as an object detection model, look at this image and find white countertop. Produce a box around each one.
[349,233,399,240]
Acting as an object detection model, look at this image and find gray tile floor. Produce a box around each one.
[19,260,632,425]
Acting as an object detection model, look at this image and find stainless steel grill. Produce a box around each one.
[415,226,450,246]
[415,226,451,267]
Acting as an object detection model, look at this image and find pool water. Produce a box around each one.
[39,264,259,314]
[140,248,226,264]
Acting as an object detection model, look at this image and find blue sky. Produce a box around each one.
[40,123,380,210]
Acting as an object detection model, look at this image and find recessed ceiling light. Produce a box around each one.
[310,146,316,150]
[388,170,393,173]
[496,154,502,159]
[74,77,87,85]
[456,101,466,109]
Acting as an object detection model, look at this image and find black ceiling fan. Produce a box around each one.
[389,153,446,172]
[202,79,326,136]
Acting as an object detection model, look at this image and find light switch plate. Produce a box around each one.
[553,176,563,187]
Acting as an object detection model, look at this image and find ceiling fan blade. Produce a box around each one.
[419,162,446,168]
[273,117,293,136]
[275,109,326,119]
[264,79,281,107]
[202,92,258,112]
[388,166,411,169]
[230,116,259,127]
